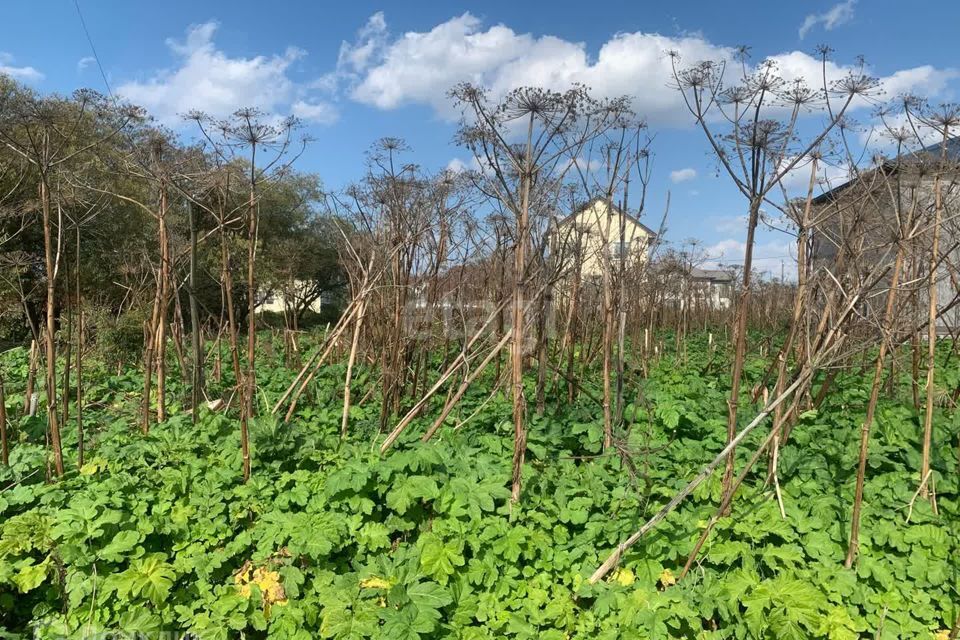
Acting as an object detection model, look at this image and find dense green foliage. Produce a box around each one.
[0,337,958,638]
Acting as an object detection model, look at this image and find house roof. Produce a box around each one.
[811,135,960,206]
[556,196,658,237]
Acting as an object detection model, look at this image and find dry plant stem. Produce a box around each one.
[245,171,258,426]
[920,172,943,501]
[722,196,762,512]
[679,397,800,580]
[600,199,615,451]
[341,298,368,438]
[279,285,370,421]
[282,309,356,421]
[845,242,906,568]
[767,157,818,471]
[39,179,64,476]
[23,340,36,415]
[422,331,512,443]
[906,470,933,523]
[61,276,72,425]
[75,226,84,468]
[155,188,170,424]
[772,438,786,518]
[188,201,203,424]
[141,271,162,434]
[0,371,7,465]
[510,113,535,504]
[589,372,808,584]
[218,212,246,479]
[272,349,322,415]
[379,293,514,453]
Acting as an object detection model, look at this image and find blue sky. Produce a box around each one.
[2,0,958,276]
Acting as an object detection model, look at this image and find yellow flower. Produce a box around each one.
[612,568,635,586]
[933,631,950,640]
[659,568,676,587]
[235,563,287,617]
[360,576,393,590]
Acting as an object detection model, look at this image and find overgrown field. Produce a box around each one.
[0,336,958,639]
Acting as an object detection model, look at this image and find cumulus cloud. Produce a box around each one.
[799,0,856,39]
[763,53,956,114]
[333,12,954,129]
[343,13,735,124]
[670,168,697,183]
[0,52,43,82]
[337,12,388,75]
[117,21,335,126]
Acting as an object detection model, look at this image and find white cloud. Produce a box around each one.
[446,158,471,173]
[344,13,737,124]
[799,0,856,39]
[0,52,43,82]
[77,56,96,73]
[291,99,338,124]
[445,156,494,175]
[337,12,388,75]
[335,12,954,129]
[880,65,958,99]
[703,237,795,278]
[777,155,852,194]
[670,167,697,183]
[117,21,316,126]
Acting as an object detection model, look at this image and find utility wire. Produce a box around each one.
[73,0,115,102]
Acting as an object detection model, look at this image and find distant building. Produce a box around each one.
[652,262,736,311]
[554,197,657,278]
[689,267,736,310]
[810,137,960,334]
[258,280,330,316]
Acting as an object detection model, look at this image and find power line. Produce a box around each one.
[73,0,115,102]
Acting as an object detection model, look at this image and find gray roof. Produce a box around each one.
[812,135,960,205]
